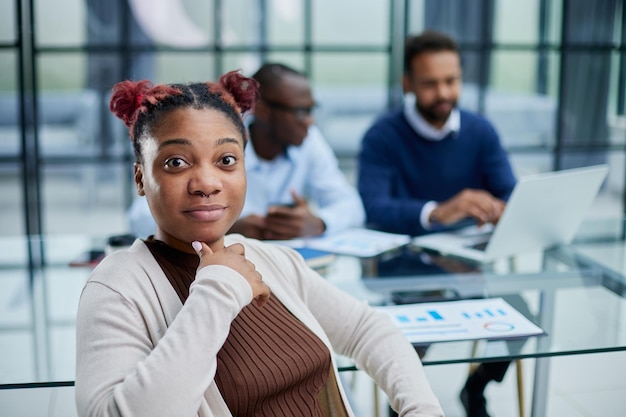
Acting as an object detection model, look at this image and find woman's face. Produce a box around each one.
[134,107,246,253]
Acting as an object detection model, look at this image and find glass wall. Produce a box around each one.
[2,0,625,265]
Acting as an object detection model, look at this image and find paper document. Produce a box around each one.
[377,297,544,344]
[299,228,411,258]
[293,247,336,270]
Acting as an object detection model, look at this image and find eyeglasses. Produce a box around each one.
[262,98,317,122]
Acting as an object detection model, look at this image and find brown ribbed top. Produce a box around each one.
[145,239,333,417]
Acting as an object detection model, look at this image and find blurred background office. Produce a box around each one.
[1,0,625,243]
[1,0,625,416]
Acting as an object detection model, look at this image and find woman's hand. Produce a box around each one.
[191,241,270,306]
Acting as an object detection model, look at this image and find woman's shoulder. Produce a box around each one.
[87,239,156,290]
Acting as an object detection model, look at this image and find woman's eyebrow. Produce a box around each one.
[158,138,192,151]
[157,137,242,151]
[215,137,243,148]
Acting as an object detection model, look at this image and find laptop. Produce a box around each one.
[411,164,609,263]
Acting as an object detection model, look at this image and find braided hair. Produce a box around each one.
[109,70,259,162]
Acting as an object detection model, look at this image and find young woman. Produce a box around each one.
[74,71,444,417]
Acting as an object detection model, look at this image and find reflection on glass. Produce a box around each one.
[222,53,262,77]
[0,165,25,237]
[493,1,540,43]
[84,0,154,47]
[265,53,306,73]
[35,0,85,46]
[0,1,15,42]
[38,54,86,91]
[312,53,387,157]
[36,89,101,158]
[313,53,387,85]
[491,51,539,92]
[484,51,556,148]
[129,0,208,47]
[222,0,261,46]
[0,51,16,92]
[313,0,388,45]
[0,52,19,159]
[155,53,215,84]
[41,164,128,236]
[408,0,489,44]
[561,52,613,147]
[268,0,304,45]
[0,95,20,158]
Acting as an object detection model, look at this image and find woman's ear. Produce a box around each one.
[134,163,146,196]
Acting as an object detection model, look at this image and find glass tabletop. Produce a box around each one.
[325,234,626,369]
[1,227,625,389]
[354,248,626,366]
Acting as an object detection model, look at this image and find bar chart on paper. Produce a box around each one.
[377,297,544,344]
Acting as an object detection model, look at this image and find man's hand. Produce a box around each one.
[228,215,266,240]
[192,241,270,307]
[264,191,325,240]
[429,189,506,226]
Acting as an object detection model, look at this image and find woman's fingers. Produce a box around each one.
[192,241,271,307]
[191,240,214,258]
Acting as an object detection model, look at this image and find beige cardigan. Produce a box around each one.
[75,234,443,417]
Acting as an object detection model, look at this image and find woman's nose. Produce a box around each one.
[188,165,222,197]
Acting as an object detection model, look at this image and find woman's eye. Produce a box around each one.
[164,157,189,169]
[220,155,237,166]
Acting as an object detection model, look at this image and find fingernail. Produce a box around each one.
[192,241,202,252]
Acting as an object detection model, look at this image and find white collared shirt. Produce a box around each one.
[403,93,460,141]
[403,94,461,230]
[242,125,365,236]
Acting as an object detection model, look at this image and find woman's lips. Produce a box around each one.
[184,205,227,221]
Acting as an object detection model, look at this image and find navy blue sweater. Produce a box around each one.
[358,108,516,236]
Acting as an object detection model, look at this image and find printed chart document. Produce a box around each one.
[377,297,544,345]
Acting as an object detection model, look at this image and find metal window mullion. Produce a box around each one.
[387,0,407,110]
[259,0,268,63]
[554,0,570,171]
[304,0,312,76]
[214,0,223,78]
[477,0,494,115]
[536,0,551,95]
[18,0,44,245]
[617,0,626,115]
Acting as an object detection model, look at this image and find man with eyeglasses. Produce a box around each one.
[228,62,365,240]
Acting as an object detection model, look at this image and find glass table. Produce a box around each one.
[1,227,625,417]
[326,237,626,417]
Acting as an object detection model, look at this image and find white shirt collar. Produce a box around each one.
[403,93,460,141]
